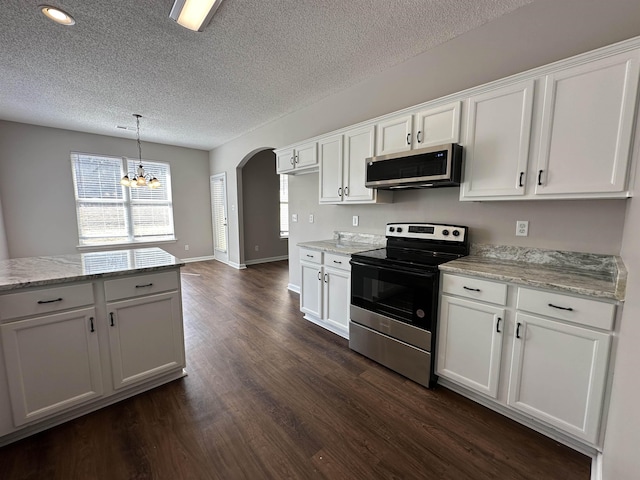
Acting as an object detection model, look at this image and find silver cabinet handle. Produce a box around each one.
[344,186,349,196]
[294,154,299,164]
[338,187,342,197]
[317,271,322,281]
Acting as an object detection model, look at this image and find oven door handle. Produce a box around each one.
[350,260,437,279]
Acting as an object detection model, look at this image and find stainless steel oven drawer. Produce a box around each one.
[350,305,431,350]
[349,321,431,388]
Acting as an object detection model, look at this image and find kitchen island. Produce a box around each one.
[0,248,186,446]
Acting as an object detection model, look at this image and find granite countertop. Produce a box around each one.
[298,231,386,255]
[439,244,626,301]
[0,247,184,292]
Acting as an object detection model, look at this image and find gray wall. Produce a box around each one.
[0,194,8,260]
[208,1,640,477]
[0,121,213,260]
[242,150,288,263]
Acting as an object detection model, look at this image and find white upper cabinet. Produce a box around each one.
[414,101,462,148]
[534,52,640,195]
[318,135,344,203]
[343,125,376,203]
[461,48,640,201]
[319,125,392,204]
[375,101,461,156]
[461,81,535,199]
[276,140,318,174]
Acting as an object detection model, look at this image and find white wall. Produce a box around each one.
[0,121,213,259]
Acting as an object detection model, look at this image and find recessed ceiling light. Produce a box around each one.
[39,5,75,26]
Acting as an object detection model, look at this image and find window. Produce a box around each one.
[70,153,175,247]
[279,174,289,238]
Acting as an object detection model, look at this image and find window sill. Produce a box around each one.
[76,238,177,252]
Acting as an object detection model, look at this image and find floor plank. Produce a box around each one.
[0,259,591,479]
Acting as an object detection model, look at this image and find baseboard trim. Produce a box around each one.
[244,255,288,266]
[180,255,215,263]
[288,283,300,294]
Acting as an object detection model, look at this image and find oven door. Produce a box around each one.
[350,259,437,331]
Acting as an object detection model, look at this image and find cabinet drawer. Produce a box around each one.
[300,248,322,264]
[105,270,179,302]
[442,274,507,305]
[0,283,94,322]
[324,253,351,271]
[516,287,615,330]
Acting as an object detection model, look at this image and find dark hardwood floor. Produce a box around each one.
[0,259,590,479]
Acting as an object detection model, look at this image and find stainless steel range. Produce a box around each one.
[349,222,469,388]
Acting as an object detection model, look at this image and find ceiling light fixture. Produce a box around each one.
[169,0,224,32]
[120,114,160,189]
[39,5,75,25]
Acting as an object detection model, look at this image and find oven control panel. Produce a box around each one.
[386,223,467,242]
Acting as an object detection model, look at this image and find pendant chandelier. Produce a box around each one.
[120,114,160,189]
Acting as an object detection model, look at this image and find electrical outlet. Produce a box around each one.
[254,245,259,251]
[184,244,189,251]
[291,213,298,223]
[516,220,529,237]
[352,215,359,227]
[309,214,314,223]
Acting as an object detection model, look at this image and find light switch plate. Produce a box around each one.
[352,215,359,227]
[516,220,529,236]
[291,213,298,223]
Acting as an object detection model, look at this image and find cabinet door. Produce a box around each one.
[300,261,322,319]
[276,148,295,174]
[323,266,351,333]
[1,307,103,426]
[343,125,376,203]
[461,80,535,199]
[535,52,640,195]
[508,312,611,443]
[437,296,505,398]
[414,101,461,148]
[107,291,184,390]
[318,135,344,203]
[295,141,318,169]
[376,113,413,155]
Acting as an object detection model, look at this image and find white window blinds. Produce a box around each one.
[70,153,175,246]
[211,174,227,253]
[279,174,289,238]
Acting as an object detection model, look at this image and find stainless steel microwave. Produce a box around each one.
[365,143,462,189]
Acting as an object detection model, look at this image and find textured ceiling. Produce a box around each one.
[0,0,532,150]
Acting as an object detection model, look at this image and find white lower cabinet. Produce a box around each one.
[507,311,611,443]
[0,267,185,442]
[438,296,504,398]
[437,272,616,448]
[1,307,103,426]
[107,291,184,390]
[299,248,351,339]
